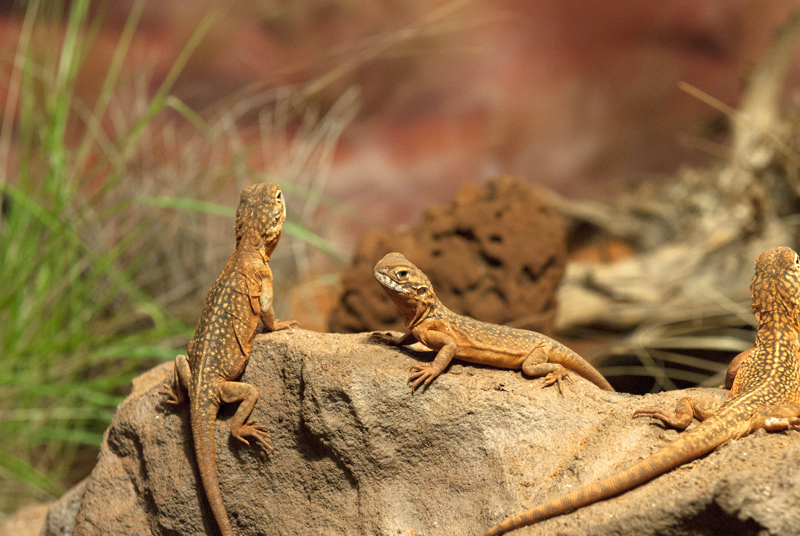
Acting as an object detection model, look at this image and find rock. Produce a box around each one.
[328,176,567,335]
[42,329,800,536]
[37,481,85,536]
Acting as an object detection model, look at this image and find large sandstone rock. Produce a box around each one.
[42,329,800,536]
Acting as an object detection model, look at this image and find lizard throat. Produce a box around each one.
[375,272,408,295]
[375,271,432,328]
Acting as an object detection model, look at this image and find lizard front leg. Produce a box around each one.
[408,331,457,392]
[159,354,192,405]
[259,271,299,332]
[724,346,800,392]
[370,330,417,346]
[220,380,274,453]
[723,346,753,390]
[261,305,299,332]
[633,396,723,429]
[521,343,572,395]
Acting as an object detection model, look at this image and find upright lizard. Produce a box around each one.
[160,183,298,536]
[369,252,613,393]
[482,246,800,535]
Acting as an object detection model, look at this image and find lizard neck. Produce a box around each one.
[235,233,280,265]
[400,296,437,330]
[755,313,800,356]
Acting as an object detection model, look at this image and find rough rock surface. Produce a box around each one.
[38,480,85,536]
[43,329,800,536]
[328,176,567,335]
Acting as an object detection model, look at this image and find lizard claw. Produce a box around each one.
[370,332,399,346]
[232,420,274,453]
[542,370,572,396]
[764,416,800,432]
[633,407,689,430]
[633,407,673,422]
[158,383,184,405]
[269,319,299,332]
[408,364,441,392]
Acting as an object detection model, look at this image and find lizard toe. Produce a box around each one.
[158,384,183,405]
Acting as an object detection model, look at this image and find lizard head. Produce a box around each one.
[235,182,287,250]
[751,246,800,327]
[374,252,436,322]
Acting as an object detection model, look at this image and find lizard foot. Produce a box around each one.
[542,370,572,396]
[263,319,300,332]
[370,332,400,346]
[273,319,300,331]
[408,364,442,393]
[232,420,274,453]
[158,383,184,405]
[632,407,683,428]
[763,416,800,432]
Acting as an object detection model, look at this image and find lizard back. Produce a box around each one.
[161,182,292,536]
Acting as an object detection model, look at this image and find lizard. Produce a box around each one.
[481,245,800,536]
[369,252,614,393]
[160,182,298,536]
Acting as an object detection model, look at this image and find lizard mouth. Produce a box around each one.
[263,208,285,236]
[375,271,408,295]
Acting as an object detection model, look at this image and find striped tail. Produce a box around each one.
[191,399,233,536]
[481,417,733,535]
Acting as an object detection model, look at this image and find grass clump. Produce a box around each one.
[0,0,204,512]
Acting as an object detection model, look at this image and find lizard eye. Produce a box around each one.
[275,190,282,201]
[396,269,409,279]
[795,254,799,267]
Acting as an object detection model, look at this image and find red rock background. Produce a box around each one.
[4,1,800,232]
[133,1,800,206]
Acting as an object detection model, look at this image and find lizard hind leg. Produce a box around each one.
[521,345,572,395]
[633,396,723,430]
[220,381,274,453]
[523,362,573,395]
[159,354,192,405]
[753,403,800,432]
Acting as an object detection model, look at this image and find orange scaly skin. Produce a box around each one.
[160,183,298,536]
[482,246,800,536]
[369,252,613,393]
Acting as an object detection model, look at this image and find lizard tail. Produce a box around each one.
[191,399,234,536]
[561,347,614,391]
[576,362,614,392]
[481,418,732,535]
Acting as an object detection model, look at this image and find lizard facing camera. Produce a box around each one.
[370,252,613,393]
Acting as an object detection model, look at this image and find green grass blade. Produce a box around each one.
[0,452,61,498]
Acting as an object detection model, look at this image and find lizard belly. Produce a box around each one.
[455,343,530,369]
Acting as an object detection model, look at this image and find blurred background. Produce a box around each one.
[3,0,800,521]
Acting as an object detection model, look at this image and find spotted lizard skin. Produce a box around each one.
[369,252,613,393]
[482,246,800,535]
[160,183,297,536]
